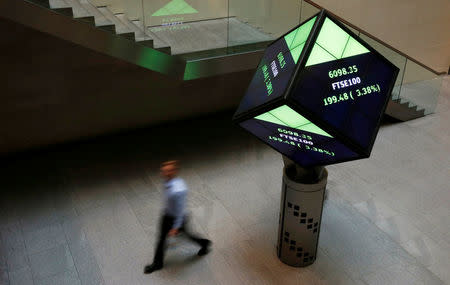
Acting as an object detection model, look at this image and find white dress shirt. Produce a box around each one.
[163,177,188,229]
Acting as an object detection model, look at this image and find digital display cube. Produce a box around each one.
[233,10,399,167]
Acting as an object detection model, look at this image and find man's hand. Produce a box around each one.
[168,228,179,237]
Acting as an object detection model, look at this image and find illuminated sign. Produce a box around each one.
[233,10,399,167]
[152,0,198,17]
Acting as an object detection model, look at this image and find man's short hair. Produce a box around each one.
[161,160,179,169]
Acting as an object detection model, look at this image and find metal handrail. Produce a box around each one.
[303,0,446,76]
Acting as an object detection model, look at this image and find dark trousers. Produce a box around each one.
[153,214,209,266]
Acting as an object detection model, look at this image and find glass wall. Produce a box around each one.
[139,0,229,55]
[299,0,319,22]
[87,0,144,27]
[228,0,300,47]
[359,34,407,101]
[400,60,443,114]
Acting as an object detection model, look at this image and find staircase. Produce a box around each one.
[385,98,426,121]
[40,0,172,53]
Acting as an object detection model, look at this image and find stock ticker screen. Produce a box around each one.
[240,105,360,167]
[234,14,398,167]
[234,16,317,116]
[292,17,399,151]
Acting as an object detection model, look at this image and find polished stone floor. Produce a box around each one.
[0,77,449,285]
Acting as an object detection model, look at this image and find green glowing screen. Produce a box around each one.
[152,0,198,17]
[233,11,399,167]
[255,105,332,138]
[306,18,369,66]
[234,16,316,115]
[283,17,316,64]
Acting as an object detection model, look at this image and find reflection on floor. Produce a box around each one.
[149,17,272,55]
[0,77,449,285]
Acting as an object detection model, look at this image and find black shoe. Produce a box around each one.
[197,240,212,256]
[144,263,163,274]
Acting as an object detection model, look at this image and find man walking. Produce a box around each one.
[144,160,211,274]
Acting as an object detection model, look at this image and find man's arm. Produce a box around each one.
[169,191,186,235]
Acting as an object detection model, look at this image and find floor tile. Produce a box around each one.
[5,246,29,273]
[0,223,25,253]
[62,219,105,285]
[19,197,62,234]
[34,270,81,285]
[0,269,8,285]
[29,244,76,280]
[406,263,445,285]
[374,214,423,244]
[362,263,422,285]
[23,222,66,255]
[8,267,33,285]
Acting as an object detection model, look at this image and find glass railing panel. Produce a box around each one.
[299,0,320,23]
[342,23,360,37]
[300,1,360,38]
[86,0,145,32]
[228,0,301,48]
[122,0,144,22]
[87,0,150,45]
[141,0,229,54]
[400,60,443,114]
[358,34,407,101]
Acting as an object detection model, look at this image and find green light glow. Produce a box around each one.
[152,0,198,17]
[290,43,305,65]
[254,112,285,126]
[269,105,310,127]
[283,17,316,64]
[284,17,316,50]
[183,61,201,80]
[137,48,176,75]
[305,17,369,67]
[305,44,336,66]
[316,18,350,59]
[255,105,332,137]
[341,37,370,58]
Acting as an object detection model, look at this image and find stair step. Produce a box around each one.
[77,16,96,25]
[146,33,171,53]
[416,108,426,115]
[139,23,170,53]
[386,98,426,121]
[97,7,132,35]
[49,0,71,9]
[115,15,152,44]
[119,32,136,41]
[154,46,171,54]
[78,0,113,27]
[394,98,411,108]
[137,40,155,48]
[64,0,92,18]
[29,0,50,8]
[52,7,73,17]
[97,24,116,33]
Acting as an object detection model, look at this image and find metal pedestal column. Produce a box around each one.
[276,159,328,267]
